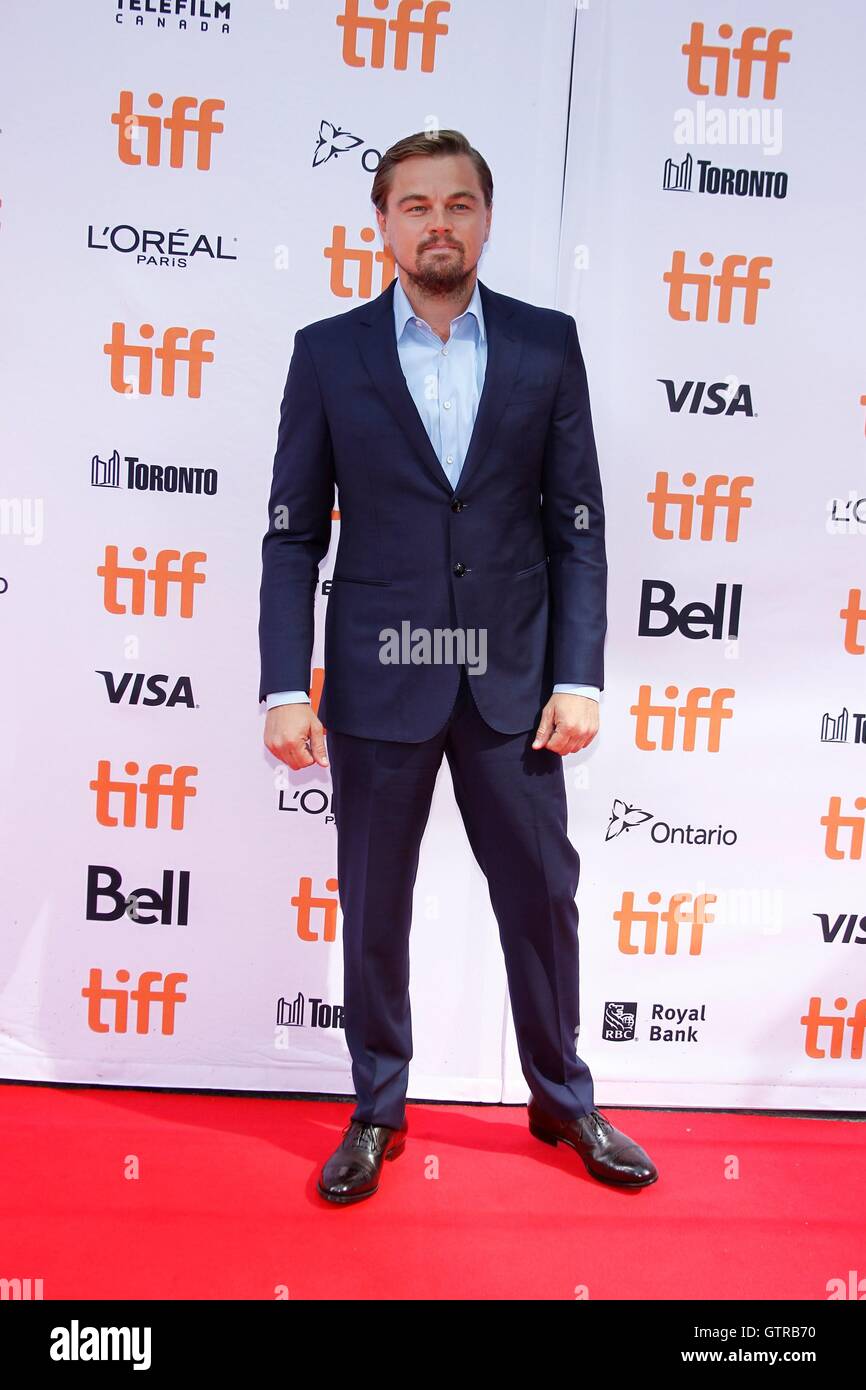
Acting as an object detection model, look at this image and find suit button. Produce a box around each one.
[452,561,466,576]
[450,498,464,512]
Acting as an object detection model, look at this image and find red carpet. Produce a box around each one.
[0,1083,862,1300]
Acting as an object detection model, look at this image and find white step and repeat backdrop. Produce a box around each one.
[1,0,863,1112]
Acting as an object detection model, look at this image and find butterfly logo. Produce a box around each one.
[313,120,364,168]
[605,798,653,841]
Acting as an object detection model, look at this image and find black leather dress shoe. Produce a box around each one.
[528,1097,658,1187]
[317,1118,408,1204]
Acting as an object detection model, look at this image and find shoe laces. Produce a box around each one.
[343,1121,380,1148]
[587,1109,612,1140]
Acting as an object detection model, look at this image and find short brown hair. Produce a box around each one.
[371,129,493,214]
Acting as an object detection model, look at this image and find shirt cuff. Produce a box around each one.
[265,690,311,708]
[553,683,600,702]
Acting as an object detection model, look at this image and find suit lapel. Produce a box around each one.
[353,276,523,496]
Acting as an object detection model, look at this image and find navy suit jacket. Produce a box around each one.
[258,276,607,742]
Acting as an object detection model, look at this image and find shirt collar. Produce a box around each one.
[393,274,486,345]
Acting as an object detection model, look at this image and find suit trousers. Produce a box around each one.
[326,664,596,1129]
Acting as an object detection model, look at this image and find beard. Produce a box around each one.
[405,243,472,296]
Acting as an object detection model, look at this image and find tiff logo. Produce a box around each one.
[111,91,225,168]
[326,226,395,298]
[82,969,188,1035]
[293,876,341,941]
[840,589,866,654]
[630,686,735,753]
[821,796,866,860]
[682,23,792,100]
[337,0,450,71]
[647,472,753,541]
[90,761,198,830]
[801,996,866,1059]
[615,892,716,955]
[663,250,772,324]
[97,545,206,617]
[103,322,215,397]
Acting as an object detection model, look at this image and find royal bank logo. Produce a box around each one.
[602,1001,637,1041]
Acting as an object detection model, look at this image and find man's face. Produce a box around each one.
[376,152,492,296]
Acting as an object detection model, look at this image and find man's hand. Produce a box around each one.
[532,693,599,756]
[264,704,329,769]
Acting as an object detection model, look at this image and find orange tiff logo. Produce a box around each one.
[326,226,396,298]
[821,796,866,860]
[615,892,716,955]
[97,546,206,617]
[682,23,792,100]
[82,969,188,1034]
[630,686,735,752]
[801,996,866,1059]
[336,0,450,70]
[647,472,753,541]
[111,91,225,168]
[293,876,340,942]
[663,251,772,324]
[103,322,215,397]
[90,761,198,830]
[840,589,866,654]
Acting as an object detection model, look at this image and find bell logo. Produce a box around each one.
[663,251,772,324]
[336,0,450,72]
[111,91,225,169]
[293,876,340,942]
[630,685,735,752]
[98,546,206,617]
[801,996,866,1059]
[90,761,198,830]
[103,322,215,397]
[82,969,188,1035]
[615,892,716,955]
[325,226,395,298]
[681,23,792,100]
[648,472,753,541]
[820,796,866,860]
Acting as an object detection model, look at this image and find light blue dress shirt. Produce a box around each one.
[265,276,599,708]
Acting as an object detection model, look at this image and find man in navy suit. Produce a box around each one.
[259,130,658,1202]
